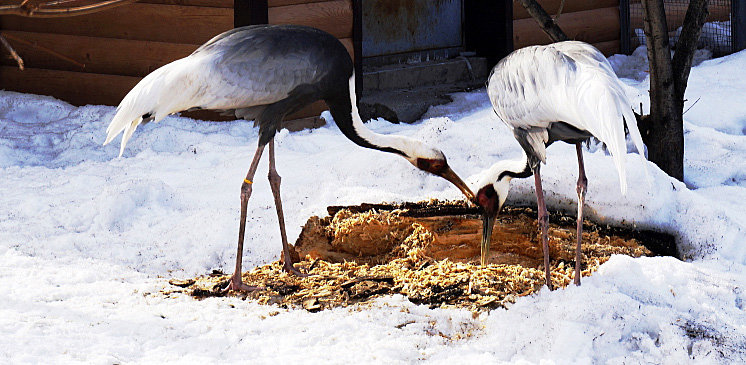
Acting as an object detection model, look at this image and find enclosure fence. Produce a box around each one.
[620,0,746,56]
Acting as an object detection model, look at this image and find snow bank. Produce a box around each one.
[2,48,746,362]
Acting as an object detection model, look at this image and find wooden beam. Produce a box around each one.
[269,0,328,6]
[513,6,620,49]
[592,39,620,56]
[0,66,139,106]
[268,0,352,38]
[513,0,619,20]
[0,3,233,44]
[338,37,354,60]
[142,0,233,7]
[0,31,197,76]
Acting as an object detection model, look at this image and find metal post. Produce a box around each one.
[235,0,267,28]
[733,0,746,52]
[620,0,631,54]
[352,0,363,100]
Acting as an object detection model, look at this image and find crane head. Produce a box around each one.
[474,165,514,266]
[411,154,474,202]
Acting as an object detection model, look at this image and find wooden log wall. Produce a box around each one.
[513,0,622,55]
[267,0,353,121]
[0,0,353,124]
[0,0,233,110]
[2,0,631,121]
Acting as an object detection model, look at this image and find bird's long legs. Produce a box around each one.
[574,143,588,286]
[227,143,266,292]
[268,138,307,277]
[533,165,554,291]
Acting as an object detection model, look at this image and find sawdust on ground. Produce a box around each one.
[165,201,653,311]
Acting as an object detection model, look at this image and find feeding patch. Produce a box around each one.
[166,200,674,311]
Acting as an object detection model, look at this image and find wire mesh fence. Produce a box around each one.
[624,0,735,56]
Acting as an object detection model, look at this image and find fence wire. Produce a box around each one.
[627,0,733,55]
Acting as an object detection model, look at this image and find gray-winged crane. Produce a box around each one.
[474,41,647,290]
[104,25,475,292]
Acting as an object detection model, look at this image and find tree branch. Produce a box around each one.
[554,0,566,21]
[671,0,708,103]
[514,0,569,43]
[0,34,24,70]
[0,0,137,18]
[2,32,86,68]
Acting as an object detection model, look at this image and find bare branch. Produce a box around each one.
[2,32,85,68]
[0,34,24,70]
[514,0,569,43]
[0,0,137,18]
[555,0,566,21]
[671,0,708,102]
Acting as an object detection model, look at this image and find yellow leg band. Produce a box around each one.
[244,179,253,184]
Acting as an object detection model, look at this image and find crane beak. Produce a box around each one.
[440,166,475,201]
[480,212,496,266]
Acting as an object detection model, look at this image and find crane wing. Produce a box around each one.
[487,41,646,194]
[105,25,336,156]
[190,26,331,111]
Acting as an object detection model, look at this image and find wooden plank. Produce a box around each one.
[269,0,328,6]
[0,66,139,106]
[592,39,621,56]
[513,0,619,20]
[0,31,198,77]
[0,31,351,75]
[268,0,352,38]
[513,7,619,49]
[339,37,354,60]
[141,0,233,7]
[0,3,233,44]
[0,66,328,123]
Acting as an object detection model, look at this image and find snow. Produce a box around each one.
[3,47,746,362]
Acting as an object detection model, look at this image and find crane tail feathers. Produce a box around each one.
[104,106,146,157]
[621,100,653,187]
[103,59,189,156]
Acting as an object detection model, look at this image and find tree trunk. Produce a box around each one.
[517,0,709,182]
[672,0,709,102]
[640,0,707,181]
[514,0,568,42]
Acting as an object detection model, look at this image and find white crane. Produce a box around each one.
[104,25,474,292]
[474,41,647,290]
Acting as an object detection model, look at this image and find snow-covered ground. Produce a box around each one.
[2,48,746,363]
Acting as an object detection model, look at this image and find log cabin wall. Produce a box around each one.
[266,0,353,121]
[513,0,622,56]
[0,0,234,108]
[0,0,353,124]
[0,0,623,120]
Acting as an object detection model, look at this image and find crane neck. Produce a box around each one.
[326,74,421,158]
[478,150,534,188]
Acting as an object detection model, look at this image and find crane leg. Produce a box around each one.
[227,142,266,292]
[574,143,588,286]
[533,165,554,291]
[268,138,308,277]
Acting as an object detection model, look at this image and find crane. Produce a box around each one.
[104,25,475,292]
[474,41,647,290]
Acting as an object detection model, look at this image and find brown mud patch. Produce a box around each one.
[166,200,674,311]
